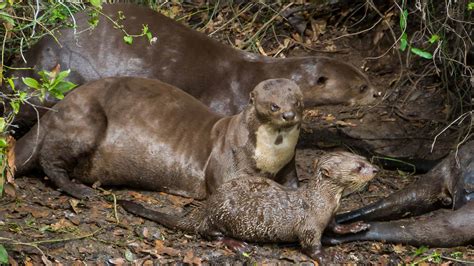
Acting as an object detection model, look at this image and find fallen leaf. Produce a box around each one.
[24,257,33,266]
[323,114,336,122]
[335,120,356,127]
[392,244,407,254]
[155,240,180,256]
[41,255,53,266]
[108,258,125,265]
[50,218,74,231]
[161,193,194,208]
[69,199,81,214]
[183,250,202,266]
[3,182,16,198]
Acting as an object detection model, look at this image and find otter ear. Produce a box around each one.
[249,91,255,104]
[321,166,331,177]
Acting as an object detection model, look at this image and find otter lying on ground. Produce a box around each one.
[4,3,377,137]
[14,78,303,200]
[324,140,473,247]
[119,151,378,263]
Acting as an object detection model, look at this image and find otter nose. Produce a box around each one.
[373,91,382,98]
[282,111,295,121]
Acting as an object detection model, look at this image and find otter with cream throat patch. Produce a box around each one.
[14,78,303,200]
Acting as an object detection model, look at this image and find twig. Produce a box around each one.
[241,3,294,50]
[209,3,254,36]
[29,0,40,37]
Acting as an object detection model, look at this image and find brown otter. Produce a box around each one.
[5,3,377,137]
[118,151,379,263]
[323,140,473,247]
[14,77,303,200]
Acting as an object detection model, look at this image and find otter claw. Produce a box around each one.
[61,184,98,200]
[333,221,370,234]
[220,237,252,255]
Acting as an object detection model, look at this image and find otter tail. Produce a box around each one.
[118,200,196,232]
[14,124,43,177]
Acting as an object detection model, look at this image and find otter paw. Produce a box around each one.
[62,184,98,200]
[302,247,329,264]
[220,237,251,255]
[333,221,370,234]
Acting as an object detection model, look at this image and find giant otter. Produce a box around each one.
[119,151,379,263]
[323,140,473,247]
[5,3,377,137]
[14,77,303,200]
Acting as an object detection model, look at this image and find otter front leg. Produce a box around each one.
[298,228,328,264]
[275,156,299,188]
[297,218,330,263]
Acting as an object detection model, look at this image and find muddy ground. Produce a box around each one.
[1,1,472,265]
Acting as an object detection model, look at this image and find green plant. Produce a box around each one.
[0,244,8,264]
[22,69,77,102]
[398,3,436,59]
[410,249,442,265]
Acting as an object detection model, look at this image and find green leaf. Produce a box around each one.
[399,9,408,31]
[146,32,152,42]
[54,81,76,94]
[414,246,428,257]
[90,0,102,8]
[55,69,71,83]
[428,34,440,44]
[0,12,15,26]
[400,32,408,51]
[0,138,7,149]
[18,91,28,102]
[0,118,5,131]
[123,35,133,45]
[0,3,7,9]
[124,249,134,262]
[468,2,474,10]
[410,47,433,59]
[10,100,20,114]
[6,78,14,91]
[0,244,8,264]
[142,24,149,34]
[22,77,40,89]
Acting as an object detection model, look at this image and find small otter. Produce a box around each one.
[14,78,303,200]
[119,151,378,263]
[4,3,378,138]
[324,140,474,247]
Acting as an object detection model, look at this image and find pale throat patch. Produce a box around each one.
[254,124,300,175]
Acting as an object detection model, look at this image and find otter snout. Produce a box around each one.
[282,111,296,121]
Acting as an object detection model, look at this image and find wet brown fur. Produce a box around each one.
[119,151,378,262]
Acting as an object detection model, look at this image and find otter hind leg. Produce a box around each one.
[324,201,474,247]
[336,173,445,223]
[37,103,107,199]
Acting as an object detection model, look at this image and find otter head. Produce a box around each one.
[299,57,380,107]
[314,151,378,196]
[250,78,304,128]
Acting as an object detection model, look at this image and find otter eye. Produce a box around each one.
[270,103,280,112]
[360,85,368,93]
[316,76,328,86]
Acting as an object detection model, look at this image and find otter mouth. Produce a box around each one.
[270,116,302,129]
